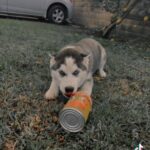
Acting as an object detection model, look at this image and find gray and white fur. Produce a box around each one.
[45,38,107,100]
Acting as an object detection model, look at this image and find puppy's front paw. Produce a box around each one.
[44,90,56,101]
[99,70,107,78]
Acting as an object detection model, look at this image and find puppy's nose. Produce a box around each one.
[65,87,74,93]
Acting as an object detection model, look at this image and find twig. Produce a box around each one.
[13,141,18,150]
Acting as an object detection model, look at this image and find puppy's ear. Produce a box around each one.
[49,53,56,67]
[82,54,90,69]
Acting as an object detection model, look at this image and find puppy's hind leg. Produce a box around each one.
[45,79,59,100]
[99,46,107,78]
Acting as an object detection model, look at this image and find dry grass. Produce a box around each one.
[0,18,150,150]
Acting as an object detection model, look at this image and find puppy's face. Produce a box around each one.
[50,50,90,96]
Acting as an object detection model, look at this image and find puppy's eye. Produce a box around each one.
[59,70,66,77]
[73,70,80,76]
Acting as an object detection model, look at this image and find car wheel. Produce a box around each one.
[47,5,67,24]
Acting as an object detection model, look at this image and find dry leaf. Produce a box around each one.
[119,79,129,95]
[52,116,59,123]
[4,140,17,150]
[144,16,149,22]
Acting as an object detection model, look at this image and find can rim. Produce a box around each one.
[59,108,85,133]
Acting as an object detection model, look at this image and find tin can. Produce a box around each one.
[59,92,92,132]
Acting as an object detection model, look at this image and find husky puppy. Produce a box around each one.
[45,38,107,100]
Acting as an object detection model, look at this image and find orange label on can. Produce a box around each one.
[63,92,92,121]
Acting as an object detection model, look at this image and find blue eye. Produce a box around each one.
[59,70,66,77]
[72,70,80,76]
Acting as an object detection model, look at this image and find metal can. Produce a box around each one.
[59,92,92,132]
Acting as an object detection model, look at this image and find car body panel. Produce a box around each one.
[0,0,7,12]
[7,0,44,16]
[0,0,73,21]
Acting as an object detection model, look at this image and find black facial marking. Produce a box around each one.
[59,70,67,77]
[51,49,87,70]
[72,70,80,76]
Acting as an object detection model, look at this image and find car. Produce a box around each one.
[0,0,73,24]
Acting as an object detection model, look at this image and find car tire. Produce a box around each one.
[47,5,67,24]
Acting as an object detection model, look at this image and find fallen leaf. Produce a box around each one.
[119,79,129,95]
[57,135,65,143]
[52,116,59,124]
[30,114,41,128]
[144,16,149,22]
[3,140,17,150]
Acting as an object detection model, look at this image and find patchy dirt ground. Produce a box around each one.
[0,19,150,150]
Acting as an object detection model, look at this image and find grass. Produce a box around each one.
[0,18,150,150]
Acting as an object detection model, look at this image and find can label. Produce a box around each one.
[63,92,92,122]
